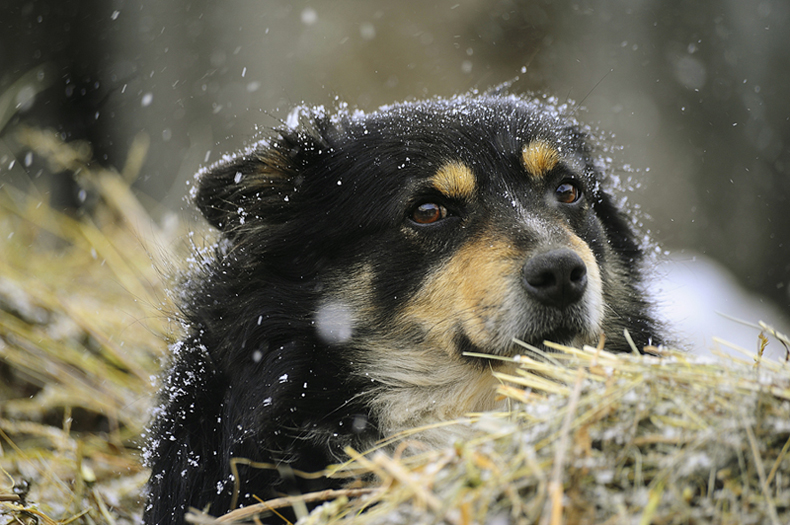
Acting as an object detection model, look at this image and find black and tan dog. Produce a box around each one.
[144,93,664,524]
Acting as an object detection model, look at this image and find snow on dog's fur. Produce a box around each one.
[144,93,665,524]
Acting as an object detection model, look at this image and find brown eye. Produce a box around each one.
[555,182,581,204]
[411,203,447,224]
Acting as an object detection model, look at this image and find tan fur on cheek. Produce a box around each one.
[399,236,521,354]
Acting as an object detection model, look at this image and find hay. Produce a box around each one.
[2,129,789,525]
[184,341,789,525]
[1,128,172,524]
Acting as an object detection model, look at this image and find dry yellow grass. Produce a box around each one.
[184,340,790,525]
[1,128,172,524]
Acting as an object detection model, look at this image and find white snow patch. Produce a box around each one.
[649,252,790,359]
[315,301,354,344]
[286,107,301,130]
[301,7,317,25]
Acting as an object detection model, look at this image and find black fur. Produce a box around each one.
[144,93,665,524]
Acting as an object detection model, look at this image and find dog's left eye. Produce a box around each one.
[411,203,448,224]
[555,181,581,204]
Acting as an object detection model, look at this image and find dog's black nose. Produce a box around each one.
[523,249,588,308]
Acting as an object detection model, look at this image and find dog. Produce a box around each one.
[143,93,665,524]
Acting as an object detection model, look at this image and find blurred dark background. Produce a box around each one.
[1,0,788,348]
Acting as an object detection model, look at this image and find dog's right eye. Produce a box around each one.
[411,203,448,224]
[555,181,581,204]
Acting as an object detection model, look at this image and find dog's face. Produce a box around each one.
[193,94,656,431]
[307,135,607,362]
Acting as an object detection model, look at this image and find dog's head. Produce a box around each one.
[193,94,658,368]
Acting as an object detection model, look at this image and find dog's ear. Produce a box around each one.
[192,141,298,234]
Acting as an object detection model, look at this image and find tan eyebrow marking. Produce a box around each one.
[430,161,476,199]
[521,140,561,178]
